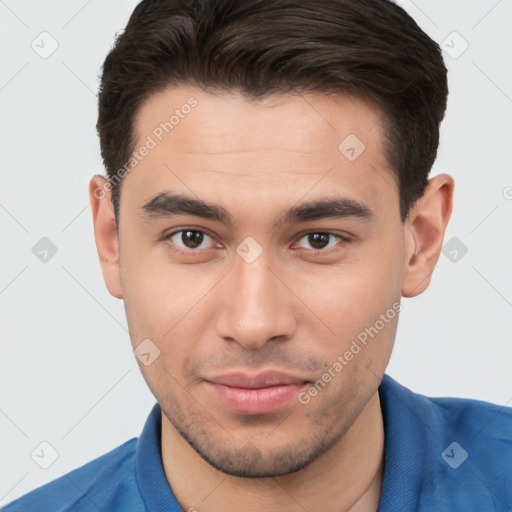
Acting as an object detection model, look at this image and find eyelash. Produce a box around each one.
[162,228,351,256]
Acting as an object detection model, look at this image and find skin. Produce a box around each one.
[89,86,453,512]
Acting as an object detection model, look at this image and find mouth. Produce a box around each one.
[204,371,311,414]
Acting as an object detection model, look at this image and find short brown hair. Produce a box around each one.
[97,0,448,222]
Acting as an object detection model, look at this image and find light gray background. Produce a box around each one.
[1,0,511,505]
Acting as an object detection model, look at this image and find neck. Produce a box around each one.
[161,391,385,512]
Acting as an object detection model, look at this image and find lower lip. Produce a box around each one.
[205,381,308,414]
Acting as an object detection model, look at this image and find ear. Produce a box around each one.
[88,175,123,299]
[402,174,454,298]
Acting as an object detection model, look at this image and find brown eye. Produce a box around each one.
[295,232,348,252]
[181,230,204,249]
[166,229,215,251]
[308,233,330,250]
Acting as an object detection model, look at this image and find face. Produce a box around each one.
[114,87,406,477]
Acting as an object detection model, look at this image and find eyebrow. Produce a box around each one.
[141,191,373,228]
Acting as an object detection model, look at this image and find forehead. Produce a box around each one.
[134,86,387,155]
[123,86,399,224]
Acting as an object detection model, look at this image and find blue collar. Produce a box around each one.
[135,402,183,511]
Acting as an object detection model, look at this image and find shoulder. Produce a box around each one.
[379,374,512,510]
[411,381,512,448]
[380,373,512,438]
[425,391,512,509]
[1,438,143,512]
[423,390,512,468]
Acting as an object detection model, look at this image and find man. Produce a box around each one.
[3,0,511,511]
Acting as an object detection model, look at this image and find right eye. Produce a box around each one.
[163,229,218,253]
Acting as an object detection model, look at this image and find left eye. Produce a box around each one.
[295,232,346,251]
[166,229,216,251]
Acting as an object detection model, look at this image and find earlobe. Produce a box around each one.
[402,174,454,298]
[88,175,123,299]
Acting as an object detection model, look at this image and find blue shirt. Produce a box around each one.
[2,374,511,511]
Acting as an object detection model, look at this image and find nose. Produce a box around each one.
[214,251,297,350]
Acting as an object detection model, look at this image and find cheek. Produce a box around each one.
[287,239,403,371]
[294,250,401,334]
[120,248,219,349]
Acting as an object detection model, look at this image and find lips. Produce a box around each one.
[204,371,310,414]
[207,371,308,388]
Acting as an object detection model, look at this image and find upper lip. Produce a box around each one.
[206,371,310,389]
